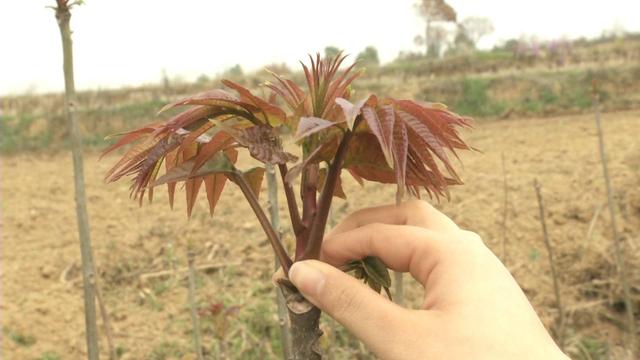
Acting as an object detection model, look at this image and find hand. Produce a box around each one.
[288,200,568,360]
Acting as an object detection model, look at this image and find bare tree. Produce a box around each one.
[414,0,457,56]
[460,17,495,48]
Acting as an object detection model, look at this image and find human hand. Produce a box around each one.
[288,200,568,359]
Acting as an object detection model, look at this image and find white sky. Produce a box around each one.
[1,0,639,96]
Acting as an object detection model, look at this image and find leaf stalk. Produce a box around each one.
[302,117,362,259]
[230,171,293,273]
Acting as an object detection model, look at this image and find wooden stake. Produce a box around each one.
[533,179,566,349]
[501,152,509,263]
[592,92,636,355]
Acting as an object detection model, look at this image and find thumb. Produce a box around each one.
[288,260,411,351]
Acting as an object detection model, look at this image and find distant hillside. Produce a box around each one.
[2,34,639,152]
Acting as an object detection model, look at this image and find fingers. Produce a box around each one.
[289,260,423,357]
[322,223,445,287]
[328,200,459,236]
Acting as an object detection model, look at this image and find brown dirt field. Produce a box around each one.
[1,110,639,359]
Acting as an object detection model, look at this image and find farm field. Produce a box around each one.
[1,110,639,359]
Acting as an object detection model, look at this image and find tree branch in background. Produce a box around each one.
[533,179,565,350]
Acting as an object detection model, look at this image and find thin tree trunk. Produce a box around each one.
[54,3,99,359]
[593,94,636,355]
[186,247,205,360]
[266,164,293,359]
[533,180,565,350]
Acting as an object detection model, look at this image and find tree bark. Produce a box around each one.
[54,3,100,359]
[279,281,322,360]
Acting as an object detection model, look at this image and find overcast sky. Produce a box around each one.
[1,0,639,96]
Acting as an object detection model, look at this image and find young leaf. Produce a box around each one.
[335,97,366,130]
[185,176,204,218]
[243,167,266,199]
[221,80,287,124]
[345,256,392,299]
[361,256,391,288]
[284,138,339,183]
[294,116,340,141]
[191,132,234,173]
[152,151,236,187]
[203,174,227,216]
[100,124,159,159]
[392,121,409,202]
[157,89,254,115]
[361,105,394,167]
[317,168,346,199]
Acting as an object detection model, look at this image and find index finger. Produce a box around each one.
[321,223,444,287]
[328,200,459,237]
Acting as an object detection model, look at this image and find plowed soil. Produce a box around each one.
[2,110,639,359]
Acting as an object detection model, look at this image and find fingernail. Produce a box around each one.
[288,261,326,297]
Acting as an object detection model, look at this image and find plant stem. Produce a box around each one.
[267,164,293,360]
[298,164,318,259]
[186,246,205,360]
[593,93,636,354]
[303,120,360,260]
[301,165,318,227]
[54,2,99,359]
[533,179,565,350]
[230,171,293,273]
[278,163,304,236]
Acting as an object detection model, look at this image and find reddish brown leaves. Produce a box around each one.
[392,120,409,201]
[158,89,250,115]
[221,80,287,124]
[345,99,472,200]
[104,52,472,218]
[362,104,395,167]
[243,167,266,199]
[274,52,361,120]
[317,168,346,199]
[204,174,228,216]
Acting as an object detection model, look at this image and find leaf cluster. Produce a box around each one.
[103,52,472,271]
